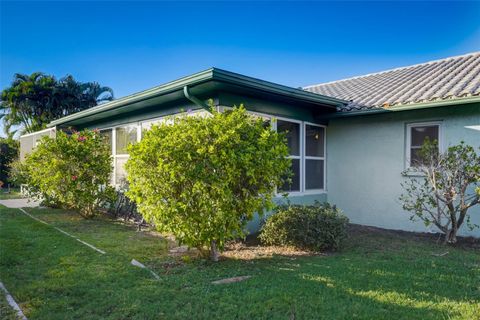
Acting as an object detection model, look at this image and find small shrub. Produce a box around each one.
[400,140,480,243]
[260,203,349,251]
[23,129,116,218]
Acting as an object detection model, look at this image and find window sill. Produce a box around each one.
[275,190,327,198]
[402,170,426,177]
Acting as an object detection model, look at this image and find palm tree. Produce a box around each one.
[81,82,114,108]
[0,72,56,135]
[1,73,114,135]
[54,76,114,116]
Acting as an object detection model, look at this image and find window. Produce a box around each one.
[274,118,326,194]
[101,112,328,192]
[406,122,441,167]
[115,157,129,185]
[304,124,325,191]
[99,125,139,186]
[277,119,301,192]
[116,126,137,155]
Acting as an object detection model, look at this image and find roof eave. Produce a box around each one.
[212,68,347,107]
[48,68,347,128]
[322,96,480,119]
[47,68,215,127]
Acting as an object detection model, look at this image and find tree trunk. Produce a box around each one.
[210,240,219,262]
[445,228,458,244]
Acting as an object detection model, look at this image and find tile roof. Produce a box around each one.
[303,52,480,112]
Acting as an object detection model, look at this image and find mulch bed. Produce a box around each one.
[347,223,480,249]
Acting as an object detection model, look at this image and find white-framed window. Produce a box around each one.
[304,123,326,192]
[100,124,140,186]
[272,117,326,195]
[406,121,443,168]
[115,125,138,155]
[114,155,129,185]
[276,118,302,193]
[98,110,327,193]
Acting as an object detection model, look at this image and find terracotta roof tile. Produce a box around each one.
[303,52,480,112]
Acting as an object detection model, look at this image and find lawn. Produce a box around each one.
[0,205,479,320]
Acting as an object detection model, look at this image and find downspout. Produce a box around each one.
[183,85,211,112]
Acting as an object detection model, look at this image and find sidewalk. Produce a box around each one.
[0,198,40,208]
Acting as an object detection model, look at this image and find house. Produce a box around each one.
[20,52,480,236]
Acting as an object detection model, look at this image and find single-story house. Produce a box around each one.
[20,52,480,236]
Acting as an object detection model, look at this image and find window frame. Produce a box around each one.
[274,117,304,195]
[115,125,139,156]
[303,122,327,194]
[405,121,443,169]
[260,115,327,196]
[99,123,141,186]
[97,110,328,195]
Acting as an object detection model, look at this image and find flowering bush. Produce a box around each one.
[24,129,116,218]
[126,105,290,261]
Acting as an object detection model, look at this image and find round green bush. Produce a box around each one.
[259,203,349,251]
[125,105,290,261]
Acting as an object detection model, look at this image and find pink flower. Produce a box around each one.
[71,175,78,181]
[77,136,86,142]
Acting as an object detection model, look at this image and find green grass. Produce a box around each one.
[0,205,479,319]
[0,290,19,320]
[0,188,23,200]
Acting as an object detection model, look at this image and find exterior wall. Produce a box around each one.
[218,92,326,123]
[19,127,56,161]
[79,98,330,233]
[326,103,480,237]
[81,97,329,191]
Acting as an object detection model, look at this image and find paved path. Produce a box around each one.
[0,198,41,208]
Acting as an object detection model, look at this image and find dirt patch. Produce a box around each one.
[212,276,251,285]
[222,234,324,260]
[347,223,480,249]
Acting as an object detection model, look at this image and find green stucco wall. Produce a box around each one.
[326,103,480,237]
[78,93,480,237]
[80,97,330,234]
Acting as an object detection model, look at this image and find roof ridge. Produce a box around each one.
[303,51,480,89]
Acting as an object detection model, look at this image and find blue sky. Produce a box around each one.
[1,1,479,135]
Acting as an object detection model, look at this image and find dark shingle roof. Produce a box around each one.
[303,52,480,112]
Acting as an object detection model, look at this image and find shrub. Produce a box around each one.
[400,140,480,243]
[126,105,290,261]
[24,129,116,218]
[260,202,349,251]
[8,159,29,186]
[0,137,19,187]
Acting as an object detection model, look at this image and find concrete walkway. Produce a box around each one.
[0,198,41,208]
